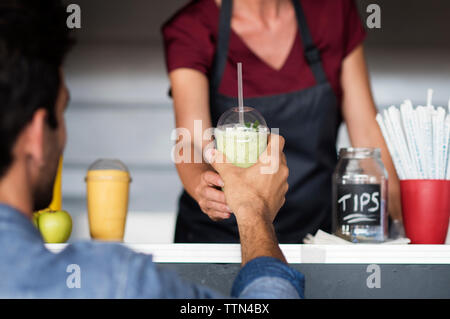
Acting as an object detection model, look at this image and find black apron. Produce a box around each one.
[174,0,341,243]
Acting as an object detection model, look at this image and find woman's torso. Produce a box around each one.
[163,0,366,102]
[163,0,366,243]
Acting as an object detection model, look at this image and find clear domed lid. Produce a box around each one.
[217,106,268,131]
[87,159,129,172]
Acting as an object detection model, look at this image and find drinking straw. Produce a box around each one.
[447,101,450,179]
[409,101,429,178]
[418,106,435,178]
[376,114,405,179]
[384,109,409,179]
[420,107,432,178]
[425,89,435,177]
[445,115,450,180]
[406,105,422,178]
[436,107,446,179]
[427,88,434,107]
[432,109,440,178]
[237,62,244,125]
[447,100,450,179]
[447,156,450,180]
[401,101,424,178]
[388,106,415,178]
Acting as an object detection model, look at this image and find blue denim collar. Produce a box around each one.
[0,203,43,241]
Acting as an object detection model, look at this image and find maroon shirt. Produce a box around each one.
[162,0,366,104]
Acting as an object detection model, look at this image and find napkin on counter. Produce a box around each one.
[303,229,411,245]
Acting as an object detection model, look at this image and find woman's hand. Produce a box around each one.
[169,69,232,221]
[207,134,288,225]
[195,170,232,221]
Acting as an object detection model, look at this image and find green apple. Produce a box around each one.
[37,210,72,243]
[32,213,39,228]
[32,209,46,228]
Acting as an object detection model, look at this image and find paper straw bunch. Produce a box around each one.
[376,89,450,180]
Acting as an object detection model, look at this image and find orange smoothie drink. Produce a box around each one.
[85,160,131,241]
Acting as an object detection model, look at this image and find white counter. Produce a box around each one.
[69,211,450,245]
[46,243,450,264]
[69,211,177,243]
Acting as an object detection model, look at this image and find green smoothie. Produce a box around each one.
[214,123,268,168]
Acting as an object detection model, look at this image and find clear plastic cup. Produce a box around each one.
[214,107,269,168]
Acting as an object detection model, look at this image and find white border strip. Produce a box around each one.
[45,243,450,264]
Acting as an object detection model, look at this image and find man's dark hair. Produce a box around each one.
[0,0,73,177]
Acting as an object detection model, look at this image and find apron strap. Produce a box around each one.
[291,0,328,84]
[211,0,233,92]
[211,0,329,93]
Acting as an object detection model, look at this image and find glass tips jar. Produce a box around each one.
[332,148,388,243]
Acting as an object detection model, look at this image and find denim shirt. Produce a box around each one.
[0,204,304,298]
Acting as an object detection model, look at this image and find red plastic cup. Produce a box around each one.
[400,180,450,244]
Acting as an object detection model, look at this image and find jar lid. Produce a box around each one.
[87,159,129,172]
[339,148,381,159]
[216,106,268,131]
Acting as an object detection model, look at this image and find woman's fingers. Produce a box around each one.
[202,170,224,187]
[197,171,230,221]
[202,185,226,203]
[208,210,231,221]
[206,200,232,213]
[280,151,287,165]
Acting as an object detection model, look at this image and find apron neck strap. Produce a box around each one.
[212,0,328,92]
[291,0,328,84]
[211,0,233,91]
